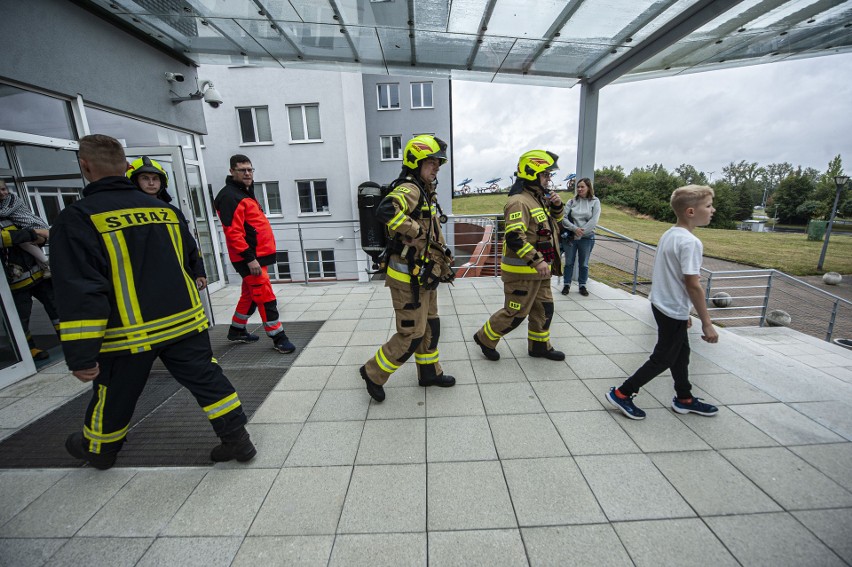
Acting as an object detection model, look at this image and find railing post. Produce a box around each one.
[705,272,713,304]
[632,242,640,295]
[827,299,839,342]
[298,224,310,286]
[759,271,773,327]
[494,219,499,276]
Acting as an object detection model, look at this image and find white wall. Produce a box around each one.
[200,66,370,283]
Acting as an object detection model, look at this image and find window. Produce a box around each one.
[237,107,272,144]
[380,135,402,161]
[287,104,321,142]
[256,181,282,216]
[411,82,433,109]
[273,251,291,280]
[27,183,81,226]
[297,179,329,214]
[305,249,336,279]
[377,83,400,110]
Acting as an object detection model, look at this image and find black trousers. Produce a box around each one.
[12,279,59,346]
[81,330,247,455]
[618,305,693,399]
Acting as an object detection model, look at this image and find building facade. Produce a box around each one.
[200,67,452,285]
[0,0,222,386]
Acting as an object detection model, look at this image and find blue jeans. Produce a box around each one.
[563,235,595,286]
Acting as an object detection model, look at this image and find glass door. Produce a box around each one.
[125,146,224,321]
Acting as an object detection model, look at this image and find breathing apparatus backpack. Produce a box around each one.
[357,181,390,272]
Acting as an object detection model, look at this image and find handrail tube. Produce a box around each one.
[827,300,839,342]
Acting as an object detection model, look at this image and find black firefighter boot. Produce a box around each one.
[418,363,456,388]
[529,340,566,361]
[65,432,118,470]
[210,425,257,463]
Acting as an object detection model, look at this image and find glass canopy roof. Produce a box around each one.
[81,0,852,87]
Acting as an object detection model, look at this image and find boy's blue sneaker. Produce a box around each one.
[606,387,646,420]
[671,397,718,416]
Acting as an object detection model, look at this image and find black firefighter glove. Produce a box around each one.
[536,227,556,264]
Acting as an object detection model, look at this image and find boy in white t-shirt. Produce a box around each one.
[606,185,719,420]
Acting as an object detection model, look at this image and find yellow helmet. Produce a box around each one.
[126,156,169,189]
[403,135,448,170]
[516,150,559,181]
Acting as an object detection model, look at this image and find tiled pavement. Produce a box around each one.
[1,277,851,566]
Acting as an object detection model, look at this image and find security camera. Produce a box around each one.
[164,72,185,83]
[199,80,223,108]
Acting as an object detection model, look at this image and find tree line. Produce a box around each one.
[592,155,847,229]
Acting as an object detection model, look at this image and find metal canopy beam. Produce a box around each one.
[588,0,747,89]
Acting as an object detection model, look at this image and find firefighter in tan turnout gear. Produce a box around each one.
[474,149,567,362]
[360,135,456,402]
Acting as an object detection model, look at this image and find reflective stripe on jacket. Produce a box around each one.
[50,176,208,370]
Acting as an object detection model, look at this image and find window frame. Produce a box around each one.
[376,83,400,111]
[236,106,273,146]
[410,82,434,109]
[379,135,403,161]
[287,103,322,144]
[255,181,283,217]
[272,250,291,281]
[296,178,330,216]
[305,249,336,280]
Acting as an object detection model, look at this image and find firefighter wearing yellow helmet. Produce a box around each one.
[474,149,566,362]
[359,134,456,402]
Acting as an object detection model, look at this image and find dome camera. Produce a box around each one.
[164,72,185,83]
[200,80,223,108]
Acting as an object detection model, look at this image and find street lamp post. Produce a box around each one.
[817,174,849,271]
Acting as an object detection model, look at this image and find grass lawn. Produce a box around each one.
[451,192,852,276]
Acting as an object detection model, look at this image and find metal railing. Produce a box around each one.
[220,216,850,343]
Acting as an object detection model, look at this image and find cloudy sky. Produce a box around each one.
[451,53,852,188]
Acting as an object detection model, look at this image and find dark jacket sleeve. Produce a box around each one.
[172,205,206,278]
[1,226,38,249]
[49,209,112,371]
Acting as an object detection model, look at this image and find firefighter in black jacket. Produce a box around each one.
[50,135,255,469]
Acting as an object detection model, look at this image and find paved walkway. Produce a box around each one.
[1,278,851,566]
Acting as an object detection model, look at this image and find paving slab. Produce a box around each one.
[426,415,498,462]
[730,403,846,445]
[502,457,605,526]
[215,422,302,469]
[425,384,485,418]
[46,537,153,567]
[792,508,852,564]
[308,389,371,422]
[274,365,334,391]
[0,468,67,527]
[488,413,569,459]
[428,529,528,567]
[80,469,205,536]
[530,380,603,412]
[250,466,351,536]
[328,533,426,567]
[337,464,426,533]
[674,406,779,450]
[549,410,642,455]
[721,447,852,509]
[366,387,426,419]
[650,451,781,515]
[614,518,738,567]
[575,454,694,522]
[616,408,712,452]
[356,418,425,465]
[250,390,321,423]
[0,538,67,567]
[163,469,278,536]
[284,421,363,467]
[136,536,243,567]
[789,442,852,492]
[480,383,545,415]
[521,525,632,567]
[790,401,852,441]
[705,512,846,567]
[427,461,516,531]
[0,468,134,537]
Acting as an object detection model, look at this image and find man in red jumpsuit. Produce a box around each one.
[214,154,295,353]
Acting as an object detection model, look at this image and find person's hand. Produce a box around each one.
[548,193,562,207]
[701,322,719,343]
[196,276,208,291]
[73,363,100,382]
[687,318,693,329]
[574,227,585,237]
[34,229,50,239]
[535,261,550,277]
[247,259,261,276]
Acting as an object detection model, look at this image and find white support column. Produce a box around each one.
[576,81,599,182]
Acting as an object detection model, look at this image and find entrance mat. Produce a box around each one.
[0,321,323,468]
